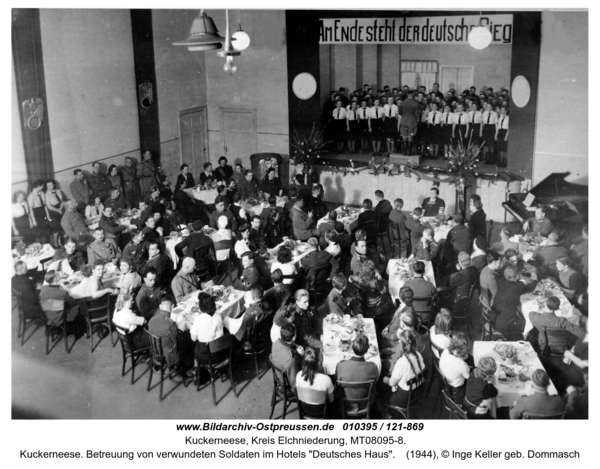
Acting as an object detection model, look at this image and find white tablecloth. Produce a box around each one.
[12,244,55,272]
[322,317,380,376]
[520,282,580,337]
[317,206,360,234]
[264,241,313,269]
[473,341,558,408]
[184,188,219,204]
[422,217,459,242]
[386,259,436,299]
[171,288,245,331]
[510,235,549,261]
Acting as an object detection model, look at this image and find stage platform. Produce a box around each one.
[316,151,505,174]
[300,151,518,223]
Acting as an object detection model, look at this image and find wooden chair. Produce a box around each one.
[305,263,332,305]
[146,331,188,401]
[337,379,375,419]
[451,284,476,331]
[114,324,149,384]
[425,339,446,397]
[412,295,435,328]
[240,315,272,380]
[193,245,215,282]
[523,410,567,420]
[296,390,328,420]
[442,389,467,419]
[41,298,70,355]
[14,288,43,346]
[80,294,115,352]
[268,355,297,419]
[362,219,378,249]
[196,334,238,406]
[376,217,391,254]
[388,371,426,419]
[215,247,234,282]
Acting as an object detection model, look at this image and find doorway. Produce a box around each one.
[220,108,258,168]
[179,107,208,176]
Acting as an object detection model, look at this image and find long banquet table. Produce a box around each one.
[386,259,436,300]
[321,315,381,376]
[472,341,558,409]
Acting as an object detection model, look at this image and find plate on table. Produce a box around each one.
[497,364,518,384]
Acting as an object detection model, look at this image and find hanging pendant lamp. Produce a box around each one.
[173,10,225,51]
[218,10,241,74]
[232,11,251,51]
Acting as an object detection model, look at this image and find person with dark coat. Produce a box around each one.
[308,185,328,223]
[271,323,304,389]
[12,261,42,320]
[176,164,195,189]
[405,207,432,252]
[443,252,479,321]
[214,156,234,182]
[147,295,182,368]
[336,334,379,410]
[374,190,393,231]
[468,197,487,242]
[357,198,379,231]
[291,290,321,350]
[492,265,537,341]
[445,213,471,266]
[122,230,148,274]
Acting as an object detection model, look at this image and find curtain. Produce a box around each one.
[400,61,438,91]
[419,73,438,93]
[12,9,55,190]
[400,72,418,89]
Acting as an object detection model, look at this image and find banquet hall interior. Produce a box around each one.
[11,8,588,419]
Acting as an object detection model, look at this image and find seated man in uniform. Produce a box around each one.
[523,205,554,238]
[87,227,121,266]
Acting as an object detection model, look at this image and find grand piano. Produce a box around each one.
[502,172,588,227]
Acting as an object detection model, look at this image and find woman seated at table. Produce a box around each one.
[555,257,584,302]
[295,347,335,407]
[85,196,104,223]
[491,265,537,341]
[430,308,453,359]
[261,167,282,197]
[350,261,394,329]
[381,310,428,376]
[463,356,498,419]
[381,286,415,349]
[270,246,297,286]
[234,224,252,259]
[383,330,426,410]
[271,303,296,343]
[176,164,195,189]
[112,292,148,348]
[190,292,225,365]
[439,331,470,404]
[118,258,143,295]
[173,181,208,225]
[69,260,119,300]
[12,190,33,243]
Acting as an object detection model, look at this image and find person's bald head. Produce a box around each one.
[218,215,228,230]
[14,260,28,276]
[182,257,196,274]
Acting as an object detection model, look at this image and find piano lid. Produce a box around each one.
[529,172,588,199]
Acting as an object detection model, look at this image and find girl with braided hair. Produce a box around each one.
[384,330,426,408]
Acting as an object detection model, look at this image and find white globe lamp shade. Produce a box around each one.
[468,26,492,50]
[232,30,251,51]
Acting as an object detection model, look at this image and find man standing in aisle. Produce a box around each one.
[398,91,419,155]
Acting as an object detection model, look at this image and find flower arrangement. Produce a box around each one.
[446,132,485,189]
[290,123,331,177]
